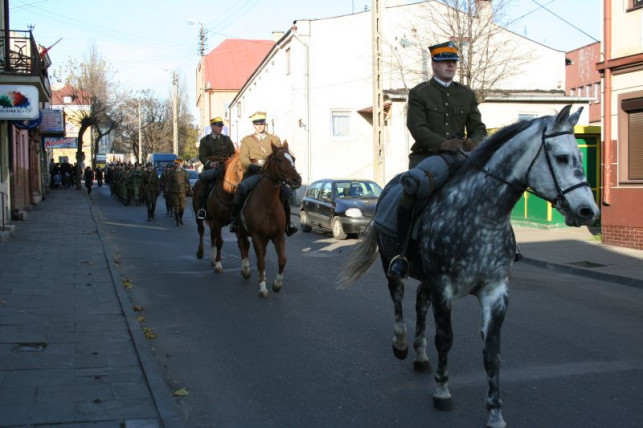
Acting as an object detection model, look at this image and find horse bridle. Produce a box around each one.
[264,150,299,187]
[482,127,590,210]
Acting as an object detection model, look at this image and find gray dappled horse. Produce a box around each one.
[339,105,599,428]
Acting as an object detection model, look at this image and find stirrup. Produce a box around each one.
[514,243,523,262]
[286,224,298,237]
[197,208,206,220]
[388,255,409,279]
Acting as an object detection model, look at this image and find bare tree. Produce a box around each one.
[383,0,532,100]
[61,43,122,188]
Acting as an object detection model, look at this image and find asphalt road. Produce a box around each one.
[91,186,643,428]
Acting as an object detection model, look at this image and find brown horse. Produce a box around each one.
[192,153,244,273]
[236,141,302,298]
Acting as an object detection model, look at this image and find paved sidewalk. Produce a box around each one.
[514,224,643,289]
[0,189,181,427]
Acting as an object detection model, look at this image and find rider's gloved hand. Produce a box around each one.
[463,138,477,152]
[440,138,464,152]
[248,164,261,174]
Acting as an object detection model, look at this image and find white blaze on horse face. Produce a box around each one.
[284,152,294,166]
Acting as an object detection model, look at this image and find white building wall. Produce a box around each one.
[229,2,580,192]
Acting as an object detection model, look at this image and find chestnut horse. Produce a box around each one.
[236,141,302,298]
[192,153,244,272]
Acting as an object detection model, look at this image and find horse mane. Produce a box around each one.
[222,152,242,193]
[465,116,541,170]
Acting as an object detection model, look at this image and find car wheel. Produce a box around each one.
[300,210,312,233]
[332,217,347,240]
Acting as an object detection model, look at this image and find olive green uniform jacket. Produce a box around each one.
[238,132,282,172]
[142,170,159,206]
[166,168,189,211]
[407,78,487,157]
[198,133,236,169]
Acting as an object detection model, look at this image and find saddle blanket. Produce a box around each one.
[374,154,453,239]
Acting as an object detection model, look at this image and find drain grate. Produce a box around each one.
[568,261,607,268]
[13,342,47,352]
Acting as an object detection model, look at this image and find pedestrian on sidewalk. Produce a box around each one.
[84,166,94,195]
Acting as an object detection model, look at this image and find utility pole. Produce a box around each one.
[172,71,179,156]
[188,20,207,137]
[372,0,385,185]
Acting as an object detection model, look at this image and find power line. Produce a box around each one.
[530,0,599,42]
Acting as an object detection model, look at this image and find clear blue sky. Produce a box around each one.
[10,0,601,119]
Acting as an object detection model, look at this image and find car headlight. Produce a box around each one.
[345,208,363,218]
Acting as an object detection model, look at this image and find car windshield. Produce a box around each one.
[335,181,382,198]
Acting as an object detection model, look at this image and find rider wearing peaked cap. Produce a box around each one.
[389,40,488,280]
[229,111,298,237]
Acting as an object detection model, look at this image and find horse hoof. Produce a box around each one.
[392,344,408,360]
[413,360,432,373]
[215,266,223,274]
[196,251,203,259]
[433,396,453,412]
[272,283,283,293]
[242,271,251,279]
[259,290,269,299]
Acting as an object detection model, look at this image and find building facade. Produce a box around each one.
[566,42,602,125]
[597,0,643,250]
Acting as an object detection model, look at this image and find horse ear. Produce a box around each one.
[282,140,289,150]
[568,106,584,127]
[554,105,572,129]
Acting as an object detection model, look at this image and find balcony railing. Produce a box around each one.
[0,29,51,96]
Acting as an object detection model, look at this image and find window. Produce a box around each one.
[618,94,643,182]
[594,82,601,103]
[320,182,333,201]
[63,96,72,104]
[307,181,322,199]
[331,110,351,138]
[630,0,643,10]
[569,88,575,96]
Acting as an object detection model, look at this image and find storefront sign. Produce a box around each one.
[0,85,39,120]
[44,137,77,149]
[41,108,65,135]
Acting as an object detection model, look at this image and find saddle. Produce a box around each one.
[374,153,465,240]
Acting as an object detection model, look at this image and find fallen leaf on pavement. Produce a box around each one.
[122,278,133,289]
[143,327,157,339]
[173,388,189,396]
[132,305,143,311]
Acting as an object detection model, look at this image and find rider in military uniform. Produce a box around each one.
[167,159,191,226]
[388,41,487,280]
[229,111,297,236]
[196,117,236,219]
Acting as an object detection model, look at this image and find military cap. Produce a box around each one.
[210,116,224,126]
[250,111,267,124]
[429,41,459,62]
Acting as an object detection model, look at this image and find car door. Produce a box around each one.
[301,181,323,225]
[317,181,335,229]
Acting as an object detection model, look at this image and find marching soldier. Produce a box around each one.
[166,159,191,226]
[142,162,160,221]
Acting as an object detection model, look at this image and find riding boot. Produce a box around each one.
[230,191,243,233]
[175,212,180,226]
[283,201,298,236]
[147,208,152,222]
[179,210,184,226]
[388,193,415,280]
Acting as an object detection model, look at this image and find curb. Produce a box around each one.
[521,257,643,290]
[88,195,185,428]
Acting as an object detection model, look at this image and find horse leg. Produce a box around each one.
[237,235,251,279]
[432,285,454,411]
[413,281,433,373]
[212,226,223,273]
[271,235,286,293]
[386,276,408,360]
[196,219,205,259]
[252,236,269,298]
[478,284,509,428]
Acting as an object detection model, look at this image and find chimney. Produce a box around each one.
[476,0,492,22]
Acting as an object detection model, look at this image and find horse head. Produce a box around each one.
[485,105,599,227]
[223,152,244,193]
[264,140,302,189]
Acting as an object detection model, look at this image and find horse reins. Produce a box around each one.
[481,127,590,210]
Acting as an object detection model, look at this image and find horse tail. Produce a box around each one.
[337,222,379,288]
